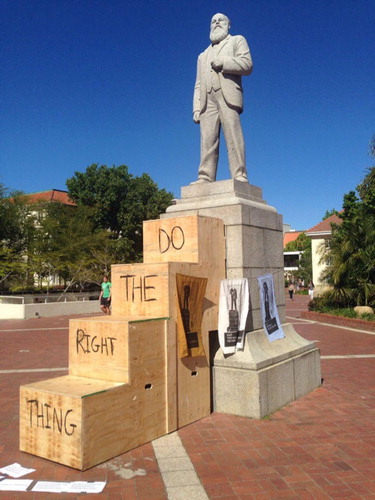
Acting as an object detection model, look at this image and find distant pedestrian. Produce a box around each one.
[288,283,295,300]
[99,275,112,314]
[308,281,315,299]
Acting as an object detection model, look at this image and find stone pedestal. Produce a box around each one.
[163,179,285,331]
[164,180,321,418]
[212,324,321,418]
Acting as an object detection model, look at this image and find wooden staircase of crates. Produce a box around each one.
[19,215,225,470]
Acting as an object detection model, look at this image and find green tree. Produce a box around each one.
[285,232,312,283]
[320,155,375,306]
[29,202,114,292]
[357,138,375,214]
[66,164,173,262]
[285,232,310,252]
[0,190,37,289]
[322,208,339,220]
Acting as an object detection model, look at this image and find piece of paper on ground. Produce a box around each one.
[31,480,106,494]
[0,463,35,478]
[0,479,33,491]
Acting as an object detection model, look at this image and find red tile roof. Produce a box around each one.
[18,190,76,206]
[306,214,342,234]
[283,231,303,248]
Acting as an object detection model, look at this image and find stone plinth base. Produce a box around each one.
[163,179,285,331]
[212,324,321,419]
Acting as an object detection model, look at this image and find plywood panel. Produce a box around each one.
[165,320,177,432]
[20,389,82,468]
[20,319,171,470]
[143,215,200,263]
[111,262,170,317]
[166,263,220,428]
[163,217,225,427]
[19,215,227,469]
[69,318,130,383]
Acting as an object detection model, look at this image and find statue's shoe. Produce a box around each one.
[190,178,213,185]
[234,175,248,182]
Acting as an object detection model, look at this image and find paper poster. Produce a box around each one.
[257,274,285,342]
[176,274,207,358]
[218,278,249,354]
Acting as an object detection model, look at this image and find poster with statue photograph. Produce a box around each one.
[257,274,285,342]
[218,278,249,354]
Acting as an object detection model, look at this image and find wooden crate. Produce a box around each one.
[69,316,170,383]
[19,215,226,469]
[20,318,171,470]
[143,215,224,265]
[111,262,170,318]
[143,215,200,263]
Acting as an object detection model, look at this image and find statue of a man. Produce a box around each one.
[192,13,253,183]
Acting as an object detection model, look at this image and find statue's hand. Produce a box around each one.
[193,111,200,124]
[211,58,223,72]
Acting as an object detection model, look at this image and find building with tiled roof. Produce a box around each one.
[18,189,76,206]
[283,229,305,281]
[305,214,342,236]
[8,190,76,288]
[283,230,303,249]
[306,214,342,294]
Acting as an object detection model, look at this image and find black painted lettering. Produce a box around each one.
[171,226,185,250]
[27,399,37,427]
[36,400,44,428]
[53,407,63,434]
[108,337,116,355]
[91,335,99,353]
[76,332,117,356]
[76,328,90,354]
[144,275,157,302]
[122,273,161,304]
[101,336,109,355]
[132,276,143,302]
[159,228,170,253]
[120,274,136,301]
[64,409,77,436]
[44,403,51,429]
[26,399,76,436]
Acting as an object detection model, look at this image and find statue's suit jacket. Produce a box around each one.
[193,34,253,115]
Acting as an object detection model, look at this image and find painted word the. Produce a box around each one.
[159,226,185,254]
[76,329,117,355]
[120,274,157,302]
[27,399,77,436]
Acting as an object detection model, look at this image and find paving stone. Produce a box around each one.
[0,294,374,498]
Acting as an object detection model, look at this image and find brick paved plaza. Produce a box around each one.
[0,293,374,499]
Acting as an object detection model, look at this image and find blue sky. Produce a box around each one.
[1,0,374,230]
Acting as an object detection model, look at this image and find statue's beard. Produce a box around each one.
[210,26,228,44]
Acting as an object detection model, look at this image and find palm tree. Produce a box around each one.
[320,195,375,307]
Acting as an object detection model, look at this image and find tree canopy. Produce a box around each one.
[66,164,174,262]
[322,208,340,220]
[0,165,174,292]
[320,145,375,307]
[284,232,312,283]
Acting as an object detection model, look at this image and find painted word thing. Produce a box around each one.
[76,329,117,355]
[120,274,158,302]
[27,399,77,436]
[159,226,185,253]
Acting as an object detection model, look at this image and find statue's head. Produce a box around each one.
[210,13,230,44]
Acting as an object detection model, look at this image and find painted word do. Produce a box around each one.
[159,226,185,254]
